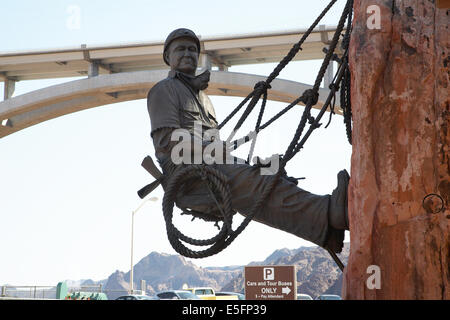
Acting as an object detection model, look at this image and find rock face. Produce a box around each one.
[102,252,241,299]
[344,1,449,299]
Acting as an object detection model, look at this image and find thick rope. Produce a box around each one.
[218,0,339,137]
[247,88,268,164]
[163,165,234,258]
[284,0,353,163]
[341,2,353,144]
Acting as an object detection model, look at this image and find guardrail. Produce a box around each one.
[1,284,134,300]
[1,285,56,299]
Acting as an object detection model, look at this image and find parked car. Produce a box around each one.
[215,292,245,300]
[315,294,342,300]
[156,290,201,300]
[297,293,313,300]
[115,294,157,300]
[184,287,216,300]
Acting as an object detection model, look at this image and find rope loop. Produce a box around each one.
[163,164,235,258]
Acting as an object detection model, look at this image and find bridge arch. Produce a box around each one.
[0,70,338,138]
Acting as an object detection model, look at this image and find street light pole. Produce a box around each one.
[130,196,158,294]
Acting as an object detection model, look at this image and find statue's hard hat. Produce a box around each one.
[163,28,201,65]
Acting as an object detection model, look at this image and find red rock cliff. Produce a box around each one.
[344,0,449,299]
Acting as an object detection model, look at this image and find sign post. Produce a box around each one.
[244,265,297,300]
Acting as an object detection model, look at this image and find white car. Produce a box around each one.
[156,290,201,300]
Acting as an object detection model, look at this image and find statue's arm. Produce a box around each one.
[147,82,181,136]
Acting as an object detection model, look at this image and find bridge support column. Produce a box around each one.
[324,62,334,89]
[199,53,212,71]
[319,24,335,89]
[3,79,15,100]
[88,62,99,78]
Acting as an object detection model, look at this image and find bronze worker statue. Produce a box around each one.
[146,28,350,253]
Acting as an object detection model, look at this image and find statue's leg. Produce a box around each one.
[215,163,336,249]
[173,162,348,252]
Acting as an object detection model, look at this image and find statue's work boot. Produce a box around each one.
[325,227,345,253]
[324,169,350,253]
[328,169,350,231]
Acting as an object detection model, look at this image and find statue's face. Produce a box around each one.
[165,37,199,75]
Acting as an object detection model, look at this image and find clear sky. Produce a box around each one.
[0,0,351,286]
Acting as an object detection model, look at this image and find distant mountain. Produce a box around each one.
[262,248,302,264]
[96,244,348,299]
[100,251,241,299]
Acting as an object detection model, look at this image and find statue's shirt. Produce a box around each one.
[147,70,218,161]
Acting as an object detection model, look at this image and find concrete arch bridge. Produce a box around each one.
[0,25,344,138]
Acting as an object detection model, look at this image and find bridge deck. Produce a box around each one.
[0,26,342,81]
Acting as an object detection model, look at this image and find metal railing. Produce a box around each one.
[1,285,57,299]
[1,284,137,300]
